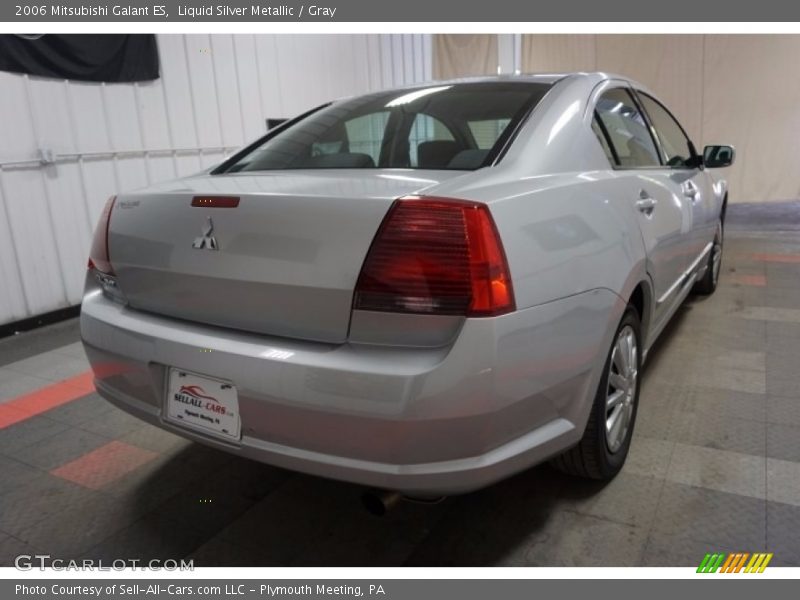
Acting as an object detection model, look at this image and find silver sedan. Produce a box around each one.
[80,73,734,497]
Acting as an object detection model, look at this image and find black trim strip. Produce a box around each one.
[0,305,80,340]
[593,109,620,166]
[485,79,563,168]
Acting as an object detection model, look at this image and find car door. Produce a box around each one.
[592,86,692,321]
[635,91,717,271]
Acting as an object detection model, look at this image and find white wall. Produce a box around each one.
[435,34,800,205]
[520,34,800,204]
[0,33,433,326]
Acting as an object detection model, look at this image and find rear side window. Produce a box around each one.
[220,82,551,172]
[637,93,694,168]
[593,88,661,168]
[468,118,512,149]
[408,114,456,168]
[343,112,390,166]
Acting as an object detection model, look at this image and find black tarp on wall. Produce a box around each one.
[0,34,159,83]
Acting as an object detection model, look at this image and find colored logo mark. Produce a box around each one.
[697,552,773,573]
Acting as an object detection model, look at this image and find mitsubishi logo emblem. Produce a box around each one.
[192,217,219,250]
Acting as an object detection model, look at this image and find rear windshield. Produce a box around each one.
[220,82,551,172]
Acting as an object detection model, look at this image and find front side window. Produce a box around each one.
[638,93,694,168]
[220,82,551,172]
[593,88,661,168]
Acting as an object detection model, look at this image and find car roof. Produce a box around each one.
[413,72,633,86]
[355,73,641,98]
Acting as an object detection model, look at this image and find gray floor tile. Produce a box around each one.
[0,368,52,403]
[767,395,800,427]
[78,407,149,438]
[556,470,664,528]
[766,377,800,398]
[666,443,766,500]
[501,510,649,567]
[738,306,800,324]
[187,536,278,567]
[16,493,149,556]
[0,532,42,566]
[0,318,80,368]
[635,399,683,441]
[765,319,800,343]
[0,475,98,538]
[766,458,800,507]
[7,427,111,471]
[53,342,88,360]
[641,532,734,567]
[0,455,45,500]
[0,416,70,454]
[766,501,800,566]
[81,513,208,562]
[767,423,800,462]
[678,386,767,424]
[42,392,116,426]
[118,425,192,454]
[766,348,799,378]
[650,481,766,548]
[646,347,766,395]
[625,435,674,480]
[4,351,90,383]
[674,412,766,457]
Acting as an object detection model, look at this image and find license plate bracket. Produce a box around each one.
[165,368,241,441]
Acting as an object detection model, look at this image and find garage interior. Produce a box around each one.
[1,34,799,567]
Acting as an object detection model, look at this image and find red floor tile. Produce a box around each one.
[50,440,158,490]
[753,253,800,264]
[0,371,95,430]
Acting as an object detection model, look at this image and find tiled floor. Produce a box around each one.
[0,202,798,567]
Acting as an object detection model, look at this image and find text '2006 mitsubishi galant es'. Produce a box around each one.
[80,73,735,497]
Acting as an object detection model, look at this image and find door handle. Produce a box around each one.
[636,194,658,214]
[683,181,699,201]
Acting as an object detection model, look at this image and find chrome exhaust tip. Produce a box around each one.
[361,489,403,516]
[361,490,446,516]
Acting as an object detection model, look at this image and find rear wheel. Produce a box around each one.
[693,219,723,295]
[551,306,641,480]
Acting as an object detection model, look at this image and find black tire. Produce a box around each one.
[550,306,642,480]
[693,219,723,295]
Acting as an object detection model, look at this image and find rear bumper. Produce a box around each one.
[80,288,621,495]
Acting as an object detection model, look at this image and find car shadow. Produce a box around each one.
[93,435,627,566]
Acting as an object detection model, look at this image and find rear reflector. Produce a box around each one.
[88,195,116,274]
[191,196,240,208]
[354,196,515,317]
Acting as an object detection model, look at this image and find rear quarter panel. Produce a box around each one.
[428,74,650,313]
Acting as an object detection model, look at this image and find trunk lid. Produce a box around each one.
[108,170,462,343]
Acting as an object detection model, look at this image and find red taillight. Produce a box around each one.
[354,196,515,317]
[88,195,116,274]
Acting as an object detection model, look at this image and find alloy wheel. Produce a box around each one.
[605,324,638,453]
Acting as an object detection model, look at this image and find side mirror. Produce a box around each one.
[704,145,735,168]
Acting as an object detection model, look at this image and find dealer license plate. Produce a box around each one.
[165,369,241,441]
